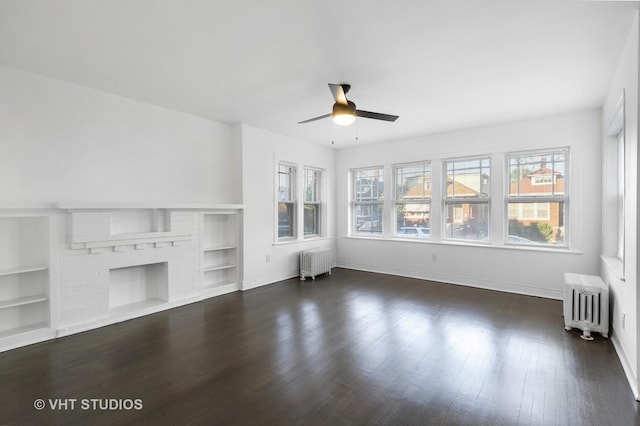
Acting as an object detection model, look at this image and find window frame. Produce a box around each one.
[616,131,625,260]
[442,156,491,243]
[505,148,569,248]
[276,162,297,241]
[351,166,384,236]
[303,167,322,238]
[393,161,432,239]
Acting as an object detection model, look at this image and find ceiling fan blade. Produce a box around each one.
[328,83,349,105]
[356,110,399,122]
[298,113,332,124]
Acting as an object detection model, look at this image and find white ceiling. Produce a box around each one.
[0,0,637,148]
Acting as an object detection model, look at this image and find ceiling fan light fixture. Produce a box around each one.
[333,112,356,126]
[332,101,356,126]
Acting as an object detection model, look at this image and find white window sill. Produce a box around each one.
[601,255,624,281]
[350,233,385,240]
[344,235,582,254]
[273,236,331,246]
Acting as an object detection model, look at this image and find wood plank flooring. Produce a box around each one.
[0,268,638,425]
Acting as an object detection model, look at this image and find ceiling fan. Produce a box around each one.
[299,83,399,126]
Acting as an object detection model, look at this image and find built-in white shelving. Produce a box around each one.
[0,216,51,341]
[0,204,243,352]
[203,263,236,272]
[0,295,49,310]
[202,212,241,294]
[109,262,169,316]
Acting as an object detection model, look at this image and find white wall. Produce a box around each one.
[0,65,238,204]
[239,124,335,290]
[336,110,602,300]
[601,10,639,398]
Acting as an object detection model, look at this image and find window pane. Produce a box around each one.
[278,202,294,238]
[617,132,624,259]
[278,164,294,201]
[396,203,430,237]
[396,163,431,200]
[354,168,383,202]
[508,151,566,197]
[304,169,320,203]
[507,201,565,245]
[445,158,490,198]
[304,204,319,236]
[354,204,383,234]
[444,202,489,241]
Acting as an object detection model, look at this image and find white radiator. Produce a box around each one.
[300,248,332,281]
[563,273,609,340]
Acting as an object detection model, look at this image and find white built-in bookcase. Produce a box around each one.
[0,213,54,347]
[0,204,243,352]
[201,211,241,298]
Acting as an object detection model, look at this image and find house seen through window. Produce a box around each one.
[352,167,384,235]
[394,161,431,238]
[277,163,296,239]
[443,157,490,241]
[506,149,568,246]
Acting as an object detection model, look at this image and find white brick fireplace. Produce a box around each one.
[0,203,243,351]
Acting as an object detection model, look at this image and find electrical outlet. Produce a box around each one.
[266,255,271,263]
[622,312,626,329]
[431,253,437,261]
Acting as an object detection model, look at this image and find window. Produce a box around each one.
[604,92,625,274]
[303,168,321,237]
[616,131,625,259]
[394,161,431,238]
[506,149,567,246]
[277,163,296,239]
[352,167,384,235]
[443,157,490,241]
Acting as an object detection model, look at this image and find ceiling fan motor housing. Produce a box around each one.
[332,100,356,117]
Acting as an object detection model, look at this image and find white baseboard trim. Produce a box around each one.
[56,294,203,338]
[336,260,562,300]
[0,328,57,353]
[242,269,299,291]
[611,332,639,400]
[202,282,241,299]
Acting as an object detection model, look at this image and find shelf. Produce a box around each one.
[0,202,56,210]
[203,263,236,272]
[0,295,48,310]
[56,202,244,210]
[0,265,48,277]
[203,245,236,252]
[72,233,192,250]
[0,322,48,340]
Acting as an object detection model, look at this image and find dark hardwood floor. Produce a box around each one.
[1,268,638,425]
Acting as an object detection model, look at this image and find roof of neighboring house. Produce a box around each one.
[447,180,481,197]
[401,176,484,199]
[402,177,432,199]
[510,169,565,196]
